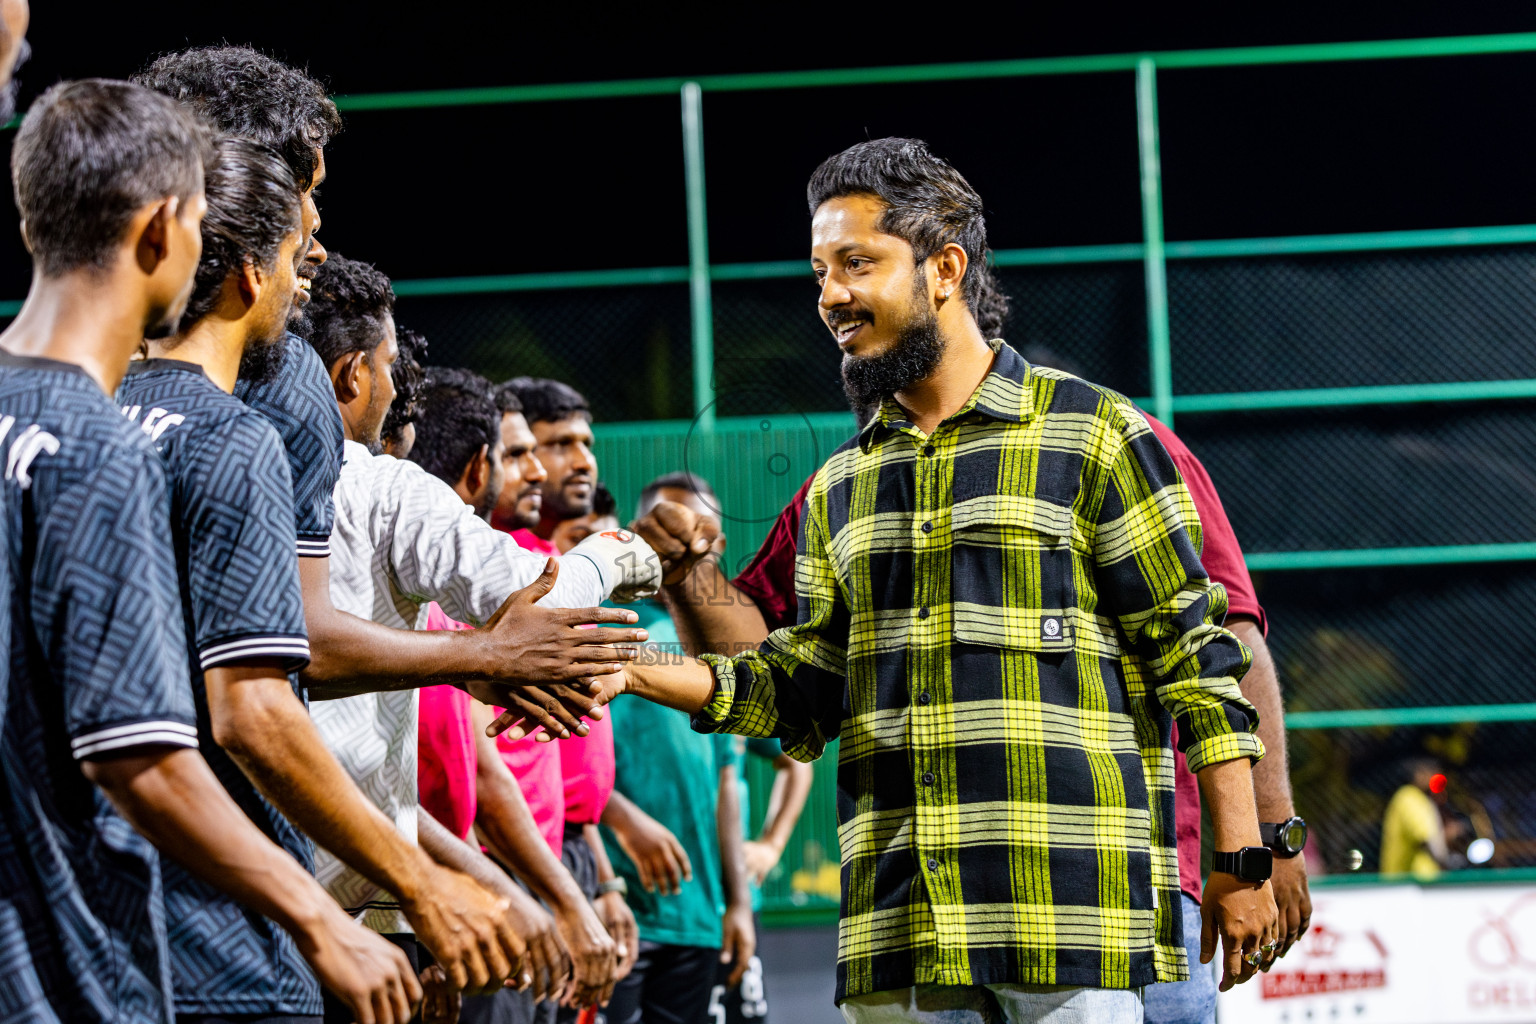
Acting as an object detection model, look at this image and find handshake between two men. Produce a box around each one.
[480,504,722,741]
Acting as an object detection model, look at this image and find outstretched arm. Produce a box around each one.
[84,747,421,1024]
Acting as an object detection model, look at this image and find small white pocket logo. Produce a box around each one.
[1041,616,1062,639]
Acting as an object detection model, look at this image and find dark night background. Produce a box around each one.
[9,2,1536,298]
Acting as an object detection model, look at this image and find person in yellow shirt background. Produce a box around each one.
[1380,759,1451,879]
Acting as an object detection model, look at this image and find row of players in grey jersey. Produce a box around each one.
[0,35,690,1024]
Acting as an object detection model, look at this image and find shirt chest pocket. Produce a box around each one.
[948,495,1077,653]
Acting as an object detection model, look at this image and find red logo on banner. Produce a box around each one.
[1259,923,1389,1001]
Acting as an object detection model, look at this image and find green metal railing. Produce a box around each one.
[301,29,1536,736]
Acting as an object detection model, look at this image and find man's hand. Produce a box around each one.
[552,892,620,1008]
[608,804,692,895]
[502,882,571,1003]
[419,964,461,1024]
[630,499,723,586]
[594,890,640,982]
[1201,873,1280,991]
[462,560,648,737]
[403,865,525,995]
[297,909,423,1024]
[487,669,630,738]
[743,839,783,886]
[1270,856,1312,957]
[720,902,757,987]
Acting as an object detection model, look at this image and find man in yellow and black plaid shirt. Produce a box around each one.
[606,138,1279,1024]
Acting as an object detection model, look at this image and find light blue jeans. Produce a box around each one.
[1141,893,1217,1024]
[840,983,1143,1023]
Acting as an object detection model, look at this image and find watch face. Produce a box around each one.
[1282,818,1309,854]
[1240,846,1274,883]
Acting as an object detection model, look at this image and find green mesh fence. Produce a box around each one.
[396,241,1536,918]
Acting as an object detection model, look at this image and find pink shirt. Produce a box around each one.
[509,528,560,558]
[504,528,616,835]
[418,605,479,841]
[497,732,566,858]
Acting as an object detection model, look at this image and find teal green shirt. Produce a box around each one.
[602,601,733,948]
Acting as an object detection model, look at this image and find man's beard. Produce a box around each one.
[238,330,286,386]
[838,290,945,415]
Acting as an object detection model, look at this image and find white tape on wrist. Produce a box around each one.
[568,528,662,602]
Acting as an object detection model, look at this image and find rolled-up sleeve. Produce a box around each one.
[1091,405,1264,773]
[694,478,849,763]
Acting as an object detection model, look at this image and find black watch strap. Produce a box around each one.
[1213,846,1273,883]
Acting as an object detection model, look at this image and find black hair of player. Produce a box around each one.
[493,383,523,416]
[133,46,341,192]
[297,253,395,371]
[179,138,301,356]
[498,377,590,425]
[807,138,1010,339]
[638,470,718,518]
[408,366,500,487]
[380,325,429,452]
[11,79,215,278]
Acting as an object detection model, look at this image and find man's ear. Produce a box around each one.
[16,217,30,254]
[465,444,491,496]
[332,349,367,404]
[234,258,262,310]
[135,196,179,276]
[933,241,969,307]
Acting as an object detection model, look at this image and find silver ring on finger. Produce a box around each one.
[1245,950,1264,967]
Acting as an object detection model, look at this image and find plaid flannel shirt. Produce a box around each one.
[695,339,1262,1001]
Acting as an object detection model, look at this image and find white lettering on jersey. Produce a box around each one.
[5,423,60,490]
[122,405,186,442]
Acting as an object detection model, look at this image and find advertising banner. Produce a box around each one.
[1218,882,1536,1023]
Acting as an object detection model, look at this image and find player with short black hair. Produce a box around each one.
[496,378,597,543]
[120,136,424,1024]
[0,78,417,1024]
[407,367,501,518]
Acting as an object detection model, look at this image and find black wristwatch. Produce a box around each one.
[1260,816,1308,859]
[1213,846,1273,883]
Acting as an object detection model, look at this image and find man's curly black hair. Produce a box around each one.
[409,366,500,489]
[380,325,428,452]
[133,45,341,191]
[807,137,1010,339]
[296,253,395,371]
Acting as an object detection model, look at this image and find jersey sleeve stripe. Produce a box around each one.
[71,720,200,760]
[296,538,331,557]
[74,730,202,760]
[199,636,312,670]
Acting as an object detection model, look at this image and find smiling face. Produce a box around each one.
[812,194,947,410]
[492,410,548,531]
[290,147,327,319]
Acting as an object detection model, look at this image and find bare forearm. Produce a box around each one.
[583,824,616,883]
[1197,756,1264,850]
[210,673,431,905]
[716,764,751,909]
[85,748,333,941]
[472,704,586,912]
[759,757,813,851]
[303,602,496,697]
[1230,619,1293,821]
[662,561,769,659]
[420,808,518,901]
[623,656,717,715]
